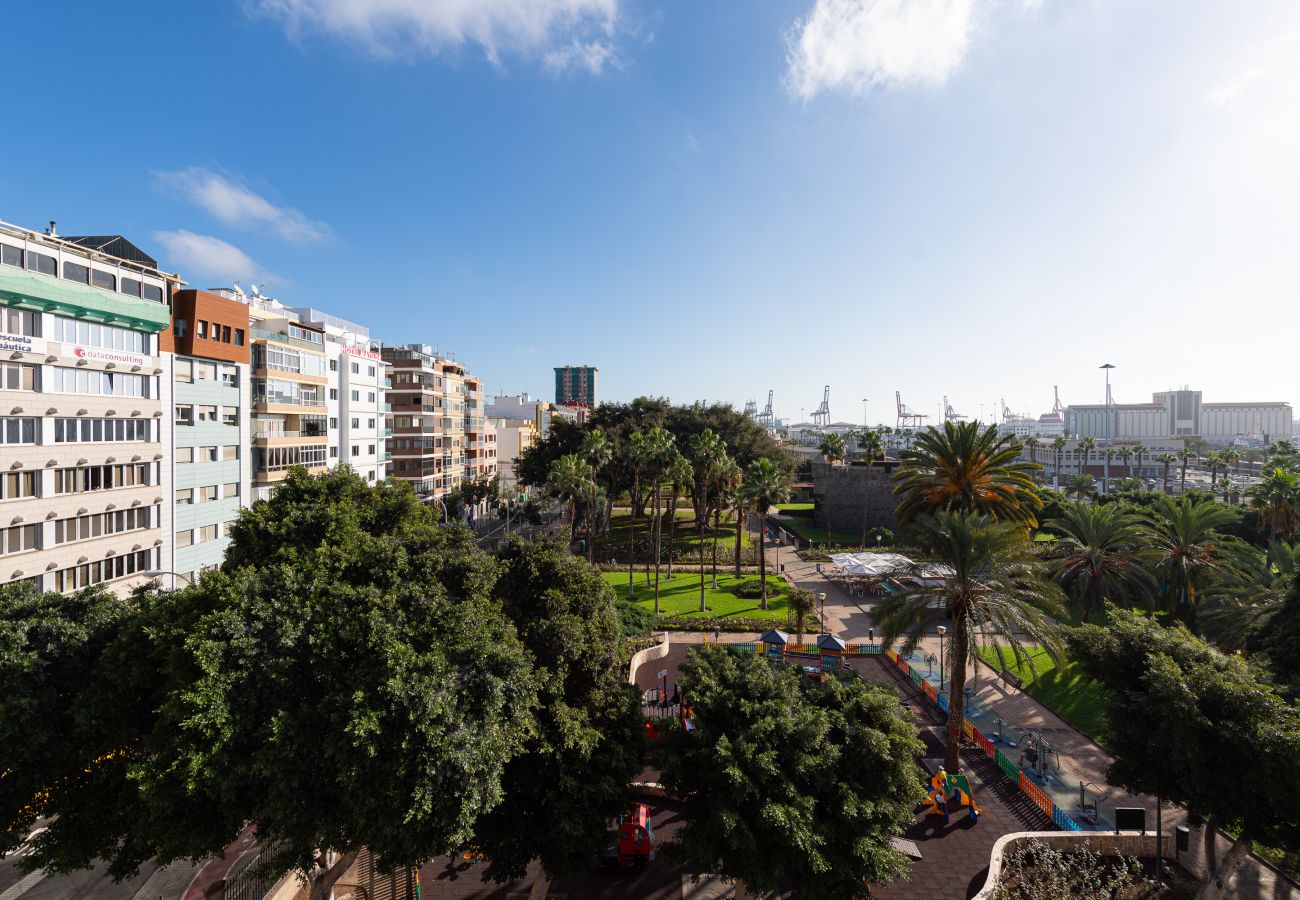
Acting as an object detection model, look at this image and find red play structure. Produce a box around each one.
[614,803,656,865]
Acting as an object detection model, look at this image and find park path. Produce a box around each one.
[756,528,1300,900]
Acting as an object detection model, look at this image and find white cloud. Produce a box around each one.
[157,167,331,243]
[152,231,281,285]
[686,131,701,153]
[1205,31,1300,110]
[785,0,977,99]
[249,0,620,69]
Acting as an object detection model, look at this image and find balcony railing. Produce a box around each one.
[252,430,328,440]
[254,396,326,408]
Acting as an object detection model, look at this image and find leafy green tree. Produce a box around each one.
[655,647,923,898]
[739,458,793,608]
[873,512,1064,770]
[1247,466,1300,539]
[579,428,613,563]
[855,429,885,548]
[1070,609,1300,899]
[2,469,537,900]
[1255,575,1300,699]
[1139,494,1239,612]
[893,421,1043,529]
[472,538,643,882]
[1200,541,1298,652]
[817,432,847,546]
[1046,502,1154,623]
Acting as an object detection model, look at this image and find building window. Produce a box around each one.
[220,365,239,386]
[201,446,218,462]
[199,485,218,502]
[177,447,194,464]
[221,325,231,342]
[222,445,239,460]
[368,444,375,455]
[0,362,38,391]
[350,362,360,374]
[197,320,208,338]
[175,359,193,383]
[49,368,153,398]
[52,317,148,354]
[62,261,89,284]
[223,482,239,498]
[53,418,151,443]
[351,445,360,457]
[176,488,194,505]
[53,507,153,545]
[1,307,41,336]
[176,405,194,426]
[350,390,359,402]
[0,523,39,556]
[367,392,376,402]
[330,447,338,458]
[329,417,338,429]
[196,362,217,381]
[329,389,338,400]
[0,417,37,445]
[198,405,218,423]
[221,407,238,426]
[174,318,188,338]
[1,471,37,501]
[121,277,142,297]
[0,244,23,268]
[350,417,359,429]
[54,463,152,494]
[27,251,56,276]
[175,529,193,548]
[199,524,219,543]
[141,283,164,303]
[329,359,337,371]
[91,269,116,291]
[53,548,155,593]
[368,365,376,376]
[234,329,245,346]
[368,418,376,428]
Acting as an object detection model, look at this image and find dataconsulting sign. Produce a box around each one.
[72,346,149,367]
[0,332,46,355]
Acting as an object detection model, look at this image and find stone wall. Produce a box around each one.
[811,460,900,536]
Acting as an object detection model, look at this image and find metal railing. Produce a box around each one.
[223,841,289,900]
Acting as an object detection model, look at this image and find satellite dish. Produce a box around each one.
[250,283,262,298]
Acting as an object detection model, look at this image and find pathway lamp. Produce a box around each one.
[937,624,947,691]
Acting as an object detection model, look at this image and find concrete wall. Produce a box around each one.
[811,461,900,536]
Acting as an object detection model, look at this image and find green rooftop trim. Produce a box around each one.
[0,268,171,334]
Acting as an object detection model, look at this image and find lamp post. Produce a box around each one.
[937,624,947,691]
[145,569,194,590]
[818,592,827,635]
[861,398,869,427]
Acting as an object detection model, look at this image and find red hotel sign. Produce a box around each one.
[341,345,382,362]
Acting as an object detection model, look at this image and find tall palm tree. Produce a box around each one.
[718,456,746,578]
[856,429,885,548]
[1023,436,1041,464]
[546,453,594,537]
[710,454,740,590]
[1200,541,1300,651]
[739,458,792,609]
[892,421,1043,528]
[1221,448,1241,481]
[1066,474,1094,502]
[579,429,612,564]
[873,511,1064,771]
[1179,445,1195,493]
[818,433,847,548]
[1050,436,1068,488]
[1131,444,1148,488]
[1139,494,1238,613]
[1156,453,1177,494]
[1116,446,1134,485]
[1248,467,1300,539]
[623,431,647,599]
[689,428,726,609]
[1076,437,1096,483]
[1046,503,1154,623]
[643,427,676,614]
[664,450,694,581]
[1206,451,1226,490]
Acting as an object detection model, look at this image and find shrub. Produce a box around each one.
[991,839,1153,899]
[731,580,767,599]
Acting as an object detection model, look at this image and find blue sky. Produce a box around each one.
[5,1,1298,422]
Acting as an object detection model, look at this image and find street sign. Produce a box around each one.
[657,669,667,678]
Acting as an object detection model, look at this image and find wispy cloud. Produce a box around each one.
[157,167,331,243]
[686,131,701,153]
[785,0,977,99]
[152,231,282,285]
[1205,31,1300,110]
[248,0,620,70]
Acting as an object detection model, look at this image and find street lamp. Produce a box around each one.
[861,398,869,427]
[818,591,827,635]
[145,569,194,589]
[937,624,947,691]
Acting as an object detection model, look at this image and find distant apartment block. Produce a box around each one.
[1067,388,1292,445]
[554,364,597,408]
[0,221,176,596]
[383,345,495,503]
[160,290,251,587]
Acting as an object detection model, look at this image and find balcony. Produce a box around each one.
[380,452,392,462]
[253,327,325,354]
[252,429,329,443]
[381,427,393,437]
[253,397,326,410]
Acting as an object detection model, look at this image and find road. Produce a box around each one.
[0,832,200,900]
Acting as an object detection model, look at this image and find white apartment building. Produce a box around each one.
[290,307,386,483]
[489,416,538,499]
[0,222,175,596]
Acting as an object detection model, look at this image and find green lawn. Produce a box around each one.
[602,571,791,622]
[775,516,863,547]
[602,508,751,564]
[976,645,1111,743]
[775,502,814,512]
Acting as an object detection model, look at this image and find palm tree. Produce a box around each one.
[623,431,647,599]
[665,451,694,581]
[739,458,792,609]
[818,433,847,548]
[1076,437,1096,483]
[873,511,1064,771]
[1046,503,1154,623]
[1201,541,1300,651]
[1139,494,1238,613]
[1131,444,1148,488]
[892,421,1043,528]
[787,588,816,643]
[1156,453,1177,494]
[579,429,612,564]
[643,427,676,614]
[689,428,726,609]
[855,429,885,547]
[1023,436,1041,465]
[1248,467,1300,539]
[1221,448,1241,481]
[1116,446,1133,485]
[711,455,741,590]
[1066,473,1094,502]
[1206,450,1226,490]
[718,457,746,578]
[1050,436,1068,488]
[546,453,593,537]
[1179,445,1195,493]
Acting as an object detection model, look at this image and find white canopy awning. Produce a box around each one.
[828,552,915,577]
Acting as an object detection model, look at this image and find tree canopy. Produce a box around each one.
[654,646,923,897]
